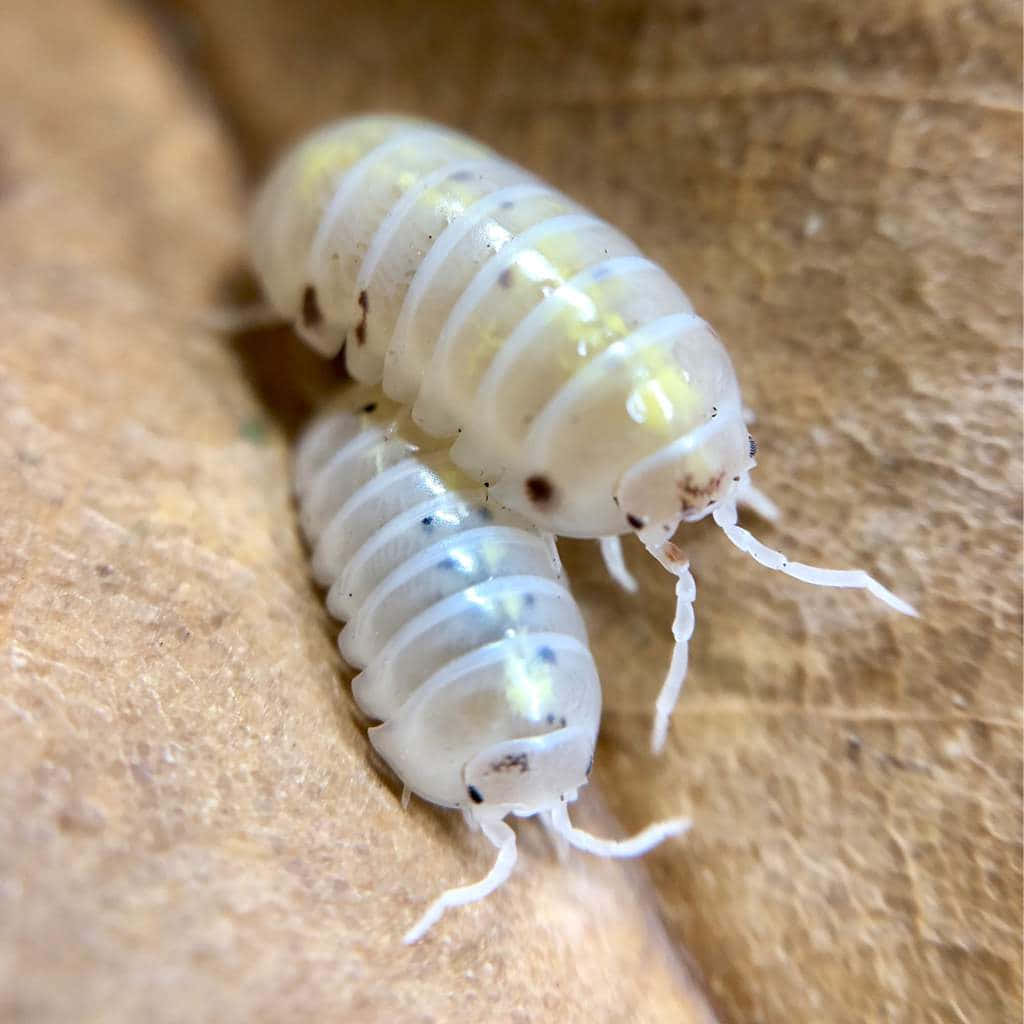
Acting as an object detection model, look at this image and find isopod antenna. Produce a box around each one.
[640,479,917,755]
[642,539,698,755]
[548,801,690,857]
[402,819,518,945]
[712,499,918,618]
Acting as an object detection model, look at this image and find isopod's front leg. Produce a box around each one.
[735,475,780,522]
[599,535,639,593]
[737,407,780,522]
[540,531,564,577]
[199,300,287,335]
[539,808,571,863]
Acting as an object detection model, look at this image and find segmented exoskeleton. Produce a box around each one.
[256,115,916,751]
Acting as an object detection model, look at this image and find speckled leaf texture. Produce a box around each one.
[0,1,1019,1023]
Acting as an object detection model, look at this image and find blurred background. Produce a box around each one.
[1,1,1020,1021]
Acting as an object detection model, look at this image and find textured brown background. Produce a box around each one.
[0,1,1020,1022]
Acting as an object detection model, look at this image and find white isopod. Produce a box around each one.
[296,385,686,942]
[253,115,916,752]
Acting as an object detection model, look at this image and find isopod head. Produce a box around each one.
[613,345,752,540]
[462,727,594,817]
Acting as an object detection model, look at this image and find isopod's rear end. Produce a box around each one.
[250,115,428,354]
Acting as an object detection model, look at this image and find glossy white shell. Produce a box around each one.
[263,116,915,764]
[252,115,749,540]
[294,386,601,811]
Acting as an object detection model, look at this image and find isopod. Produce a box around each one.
[296,385,686,942]
[253,115,916,752]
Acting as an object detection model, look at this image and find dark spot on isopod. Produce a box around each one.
[450,169,475,182]
[525,474,555,504]
[361,402,377,414]
[301,285,322,328]
[477,505,492,521]
[678,472,725,513]
[355,289,369,346]
[748,435,758,458]
[498,267,514,288]
[467,785,484,804]
[500,199,515,209]
[421,516,433,527]
[626,513,644,529]
[439,557,457,571]
[524,593,535,607]
[537,646,557,664]
[491,753,529,774]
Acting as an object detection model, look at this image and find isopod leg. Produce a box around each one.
[644,540,698,753]
[599,536,639,593]
[540,531,563,577]
[549,801,690,858]
[735,476,780,523]
[402,819,518,944]
[539,809,571,863]
[712,502,917,616]
[199,300,285,335]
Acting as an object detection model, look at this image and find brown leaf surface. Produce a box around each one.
[0,2,715,1023]
[2,0,1020,1022]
